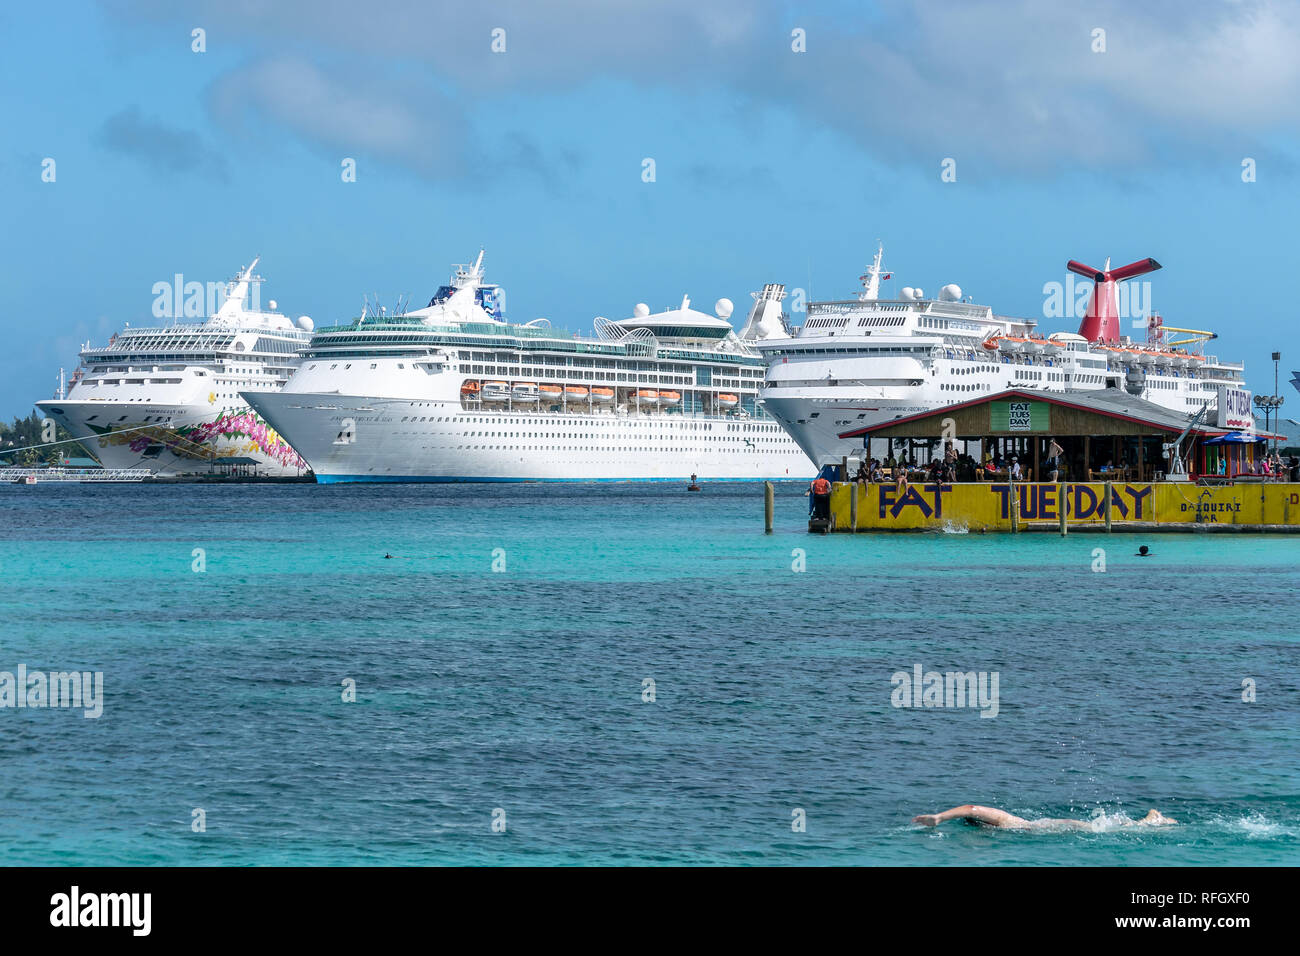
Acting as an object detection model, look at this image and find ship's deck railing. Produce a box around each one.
[1,467,153,481]
[309,322,766,365]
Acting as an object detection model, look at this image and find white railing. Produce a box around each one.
[2,468,153,482]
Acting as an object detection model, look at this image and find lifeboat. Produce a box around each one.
[512,382,540,402]
[716,393,740,409]
[460,380,481,396]
[590,387,615,404]
[538,384,563,403]
[564,385,590,401]
[981,336,1001,351]
[658,390,681,407]
[635,389,659,406]
[481,381,509,402]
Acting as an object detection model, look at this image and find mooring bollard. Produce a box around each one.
[764,481,774,534]
[1103,481,1112,533]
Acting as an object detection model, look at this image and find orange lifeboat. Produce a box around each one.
[716,393,739,409]
[460,380,481,395]
[539,384,563,403]
[658,390,681,407]
[635,389,659,406]
[564,385,590,401]
[590,387,615,404]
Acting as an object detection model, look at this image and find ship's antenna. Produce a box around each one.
[858,242,887,302]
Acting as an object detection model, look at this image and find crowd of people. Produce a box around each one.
[1225,452,1300,480]
[844,442,1300,485]
[854,442,980,485]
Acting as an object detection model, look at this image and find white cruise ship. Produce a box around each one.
[754,246,1249,465]
[37,258,313,476]
[242,252,811,482]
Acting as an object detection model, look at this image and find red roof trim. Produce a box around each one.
[836,389,1231,439]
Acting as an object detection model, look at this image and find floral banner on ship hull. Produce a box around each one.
[88,410,307,470]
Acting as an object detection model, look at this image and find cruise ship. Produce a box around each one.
[754,246,1249,464]
[242,252,811,482]
[36,258,313,476]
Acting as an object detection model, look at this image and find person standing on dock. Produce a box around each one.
[808,475,831,520]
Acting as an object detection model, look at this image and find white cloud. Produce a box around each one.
[209,57,470,178]
[107,0,1300,176]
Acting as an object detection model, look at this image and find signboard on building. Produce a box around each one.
[991,400,1049,432]
[1216,386,1254,431]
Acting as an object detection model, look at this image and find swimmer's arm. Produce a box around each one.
[913,805,1029,828]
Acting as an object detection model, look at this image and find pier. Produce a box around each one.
[801,387,1298,533]
[813,479,1300,533]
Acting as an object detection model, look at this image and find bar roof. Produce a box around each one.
[836,388,1287,441]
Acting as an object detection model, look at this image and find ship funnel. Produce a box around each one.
[1065,256,1161,343]
[739,283,790,340]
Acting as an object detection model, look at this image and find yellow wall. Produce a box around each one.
[827,481,1300,531]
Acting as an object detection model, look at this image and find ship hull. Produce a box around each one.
[34,399,309,477]
[244,391,811,482]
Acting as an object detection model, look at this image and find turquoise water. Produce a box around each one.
[0,481,1296,866]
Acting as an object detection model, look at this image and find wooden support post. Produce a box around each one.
[849,481,858,533]
[1103,480,1112,533]
[1059,488,1068,536]
[764,481,774,534]
[1010,475,1019,533]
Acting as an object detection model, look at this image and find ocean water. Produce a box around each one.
[0,481,1296,866]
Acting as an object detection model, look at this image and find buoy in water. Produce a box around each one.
[1136,545,1152,557]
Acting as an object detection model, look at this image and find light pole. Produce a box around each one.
[1253,351,1284,456]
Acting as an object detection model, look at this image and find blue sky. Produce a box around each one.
[4,0,1300,416]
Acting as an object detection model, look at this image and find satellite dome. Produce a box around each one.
[715,298,734,319]
[634,303,650,317]
[900,287,917,300]
[913,288,925,299]
[268,299,278,311]
[939,284,962,301]
[296,315,314,331]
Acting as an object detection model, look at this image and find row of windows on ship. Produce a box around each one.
[395,415,787,435]
[453,351,764,378]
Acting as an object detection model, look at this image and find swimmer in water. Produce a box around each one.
[912,805,1176,830]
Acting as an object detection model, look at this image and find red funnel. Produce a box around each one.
[1066,257,1161,343]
